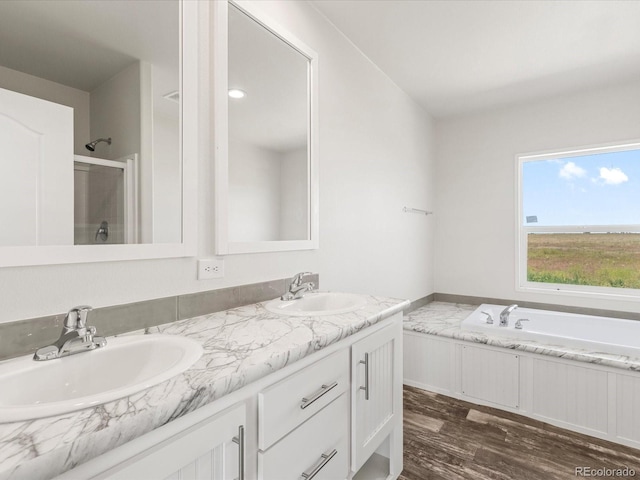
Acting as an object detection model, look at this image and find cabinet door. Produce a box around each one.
[351,322,401,471]
[99,404,246,480]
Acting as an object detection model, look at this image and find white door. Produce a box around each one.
[0,87,73,246]
[99,404,245,480]
[351,322,402,472]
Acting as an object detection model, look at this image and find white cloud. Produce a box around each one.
[599,167,628,185]
[559,161,587,180]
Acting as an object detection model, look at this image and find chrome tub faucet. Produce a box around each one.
[281,272,315,301]
[499,304,518,327]
[34,305,107,361]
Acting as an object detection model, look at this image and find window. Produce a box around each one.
[517,141,640,298]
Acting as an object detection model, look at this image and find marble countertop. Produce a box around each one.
[405,301,640,372]
[0,294,408,480]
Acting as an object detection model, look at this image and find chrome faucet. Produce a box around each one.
[281,272,315,301]
[33,305,107,361]
[499,304,518,327]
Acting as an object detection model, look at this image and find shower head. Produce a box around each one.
[85,137,112,152]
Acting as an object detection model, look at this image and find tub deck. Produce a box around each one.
[404,302,640,372]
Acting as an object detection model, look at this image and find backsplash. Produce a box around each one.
[0,274,319,361]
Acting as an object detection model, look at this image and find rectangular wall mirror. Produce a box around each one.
[0,0,198,266]
[214,0,319,254]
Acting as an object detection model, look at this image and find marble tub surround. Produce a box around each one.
[405,301,640,372]
[0,293,406,480]
[0,274,318,361]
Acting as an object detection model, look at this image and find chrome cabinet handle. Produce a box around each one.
[300,449,337,480]
[359,353,369,400]
[232,425,245,480]
[300,381,338,410]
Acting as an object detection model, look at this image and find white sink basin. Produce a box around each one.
[265,292,367,316]
[0,334,203,423]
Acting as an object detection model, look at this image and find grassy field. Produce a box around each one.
[527,233,640,289]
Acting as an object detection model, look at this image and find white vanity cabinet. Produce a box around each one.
[57,314,404,480]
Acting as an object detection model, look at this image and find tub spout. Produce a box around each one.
[499,304,518,327]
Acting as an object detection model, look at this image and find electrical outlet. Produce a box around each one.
[198,258,224,279]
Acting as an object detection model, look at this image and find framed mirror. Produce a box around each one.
[214,0,319,254]
[0,0,198,266]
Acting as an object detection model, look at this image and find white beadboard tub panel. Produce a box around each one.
[403,331,640,450]
[461,345,519,409]
[616,373,640,444]
[531,358,608,435]
[403,332,454,394]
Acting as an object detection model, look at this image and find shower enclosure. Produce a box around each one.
[73,154,138,245]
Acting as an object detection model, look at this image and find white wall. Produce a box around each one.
[0,64,89,155]
[0,0,435,323]
[90,62,141,161]
[228,140,282,242]
[279,147,308,241]
[153,111,181,244]
[435,80,640,313]
[228,144,308,242]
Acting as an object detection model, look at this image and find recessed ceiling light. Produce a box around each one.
[228,89,246,99]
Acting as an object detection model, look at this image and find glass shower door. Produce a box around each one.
[74,161,125,245]
[73,152,141,246]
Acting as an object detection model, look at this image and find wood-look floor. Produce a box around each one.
[400,385,640,480]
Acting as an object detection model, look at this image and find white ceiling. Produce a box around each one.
[312,0,640,118]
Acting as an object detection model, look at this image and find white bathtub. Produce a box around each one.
[462,304,640,358]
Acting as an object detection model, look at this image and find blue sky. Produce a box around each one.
[522,149,640,226]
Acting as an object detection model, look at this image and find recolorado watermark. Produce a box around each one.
[575,466,636,477]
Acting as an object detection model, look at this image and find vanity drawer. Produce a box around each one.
[258,349,348,450]
[259,393,349,480]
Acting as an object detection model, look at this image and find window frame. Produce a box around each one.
[516,140,640,300]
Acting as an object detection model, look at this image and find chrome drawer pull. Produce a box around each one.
[360,353,369,400]
[300,449,337,480]
[232,425,245,480]
[300,381,338,410]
